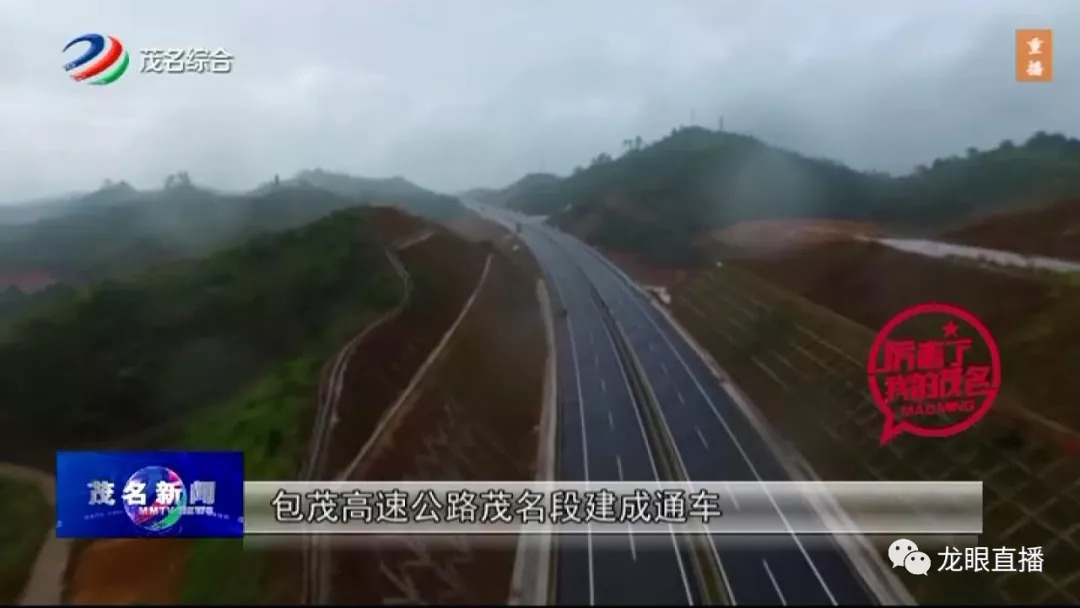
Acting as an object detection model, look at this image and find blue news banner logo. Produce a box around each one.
[55,451,244,538]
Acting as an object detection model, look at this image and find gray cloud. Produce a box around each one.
[0,0,1076,201]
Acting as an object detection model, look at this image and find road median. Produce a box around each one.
[587,286,730,606]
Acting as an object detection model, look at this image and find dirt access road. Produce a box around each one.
[302,241,420,603]
[0,463,68,606]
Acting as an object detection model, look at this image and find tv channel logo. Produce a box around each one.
[62,34,131,85]
[56,451,244,538]
[139,48,235,75]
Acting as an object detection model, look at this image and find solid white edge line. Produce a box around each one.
[592,247,841,604]
[762,559,788,606]
[508,278,558,605]
[548,251,596,606]
[539,223,696,605]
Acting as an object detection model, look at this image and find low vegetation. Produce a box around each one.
[178,356,325,604]
[670,263,1080,604]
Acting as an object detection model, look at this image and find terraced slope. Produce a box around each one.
[671,265,1080,605]
[329,246,546,604]
[323,228,488,476]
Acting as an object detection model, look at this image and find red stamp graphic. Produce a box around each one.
[867,303,1001,445]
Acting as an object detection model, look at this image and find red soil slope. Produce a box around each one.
[945,197,1080,260]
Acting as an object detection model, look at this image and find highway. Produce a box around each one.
[518,223,699,605]
[470,202,887,606]
[550,229,878,605]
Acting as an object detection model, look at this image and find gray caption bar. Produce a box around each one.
[244,481,982,536]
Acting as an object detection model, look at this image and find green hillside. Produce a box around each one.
[0,208,404,466]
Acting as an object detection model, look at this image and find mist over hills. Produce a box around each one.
[459,173,560,208]
[0,171,465,283]
[5,126,1079,282]
[490,128,1080,264]
[0,194,89,225]
[254,169,464,222]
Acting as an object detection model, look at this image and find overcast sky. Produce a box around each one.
[0,0,1076,202]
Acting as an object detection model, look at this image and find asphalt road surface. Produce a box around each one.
[518,223,700,606]
[469,202,884,606]
[543,226,879,606]
[470,201,885,604]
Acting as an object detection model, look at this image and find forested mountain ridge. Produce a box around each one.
[500,128,1080,263]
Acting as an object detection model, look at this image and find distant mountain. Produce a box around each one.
[460,173,560,207]
[457,187,497,203]
[0,181,140,226]
[890,132,1080,229]
[256,169,465,222]
[0,193,85,225]
[502,128,1080,264]
[0,170,467,282]
[81,180,139,206]
[0,182,370,282]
